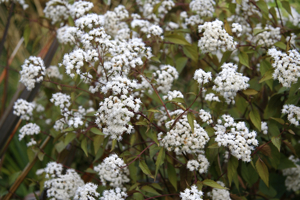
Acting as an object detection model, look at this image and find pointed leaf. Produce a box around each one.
[164,34,191,46]
[176,57,188,74]
[187,112,195,133]
[249,109,261,131]
[141,185,160,195]
[139,160,153,178]
[281,1,293,17]
[155,148,165,178]
[256,158,269,187]
[227,156,238,186]
[238,52,250,68]
[203,179,227,190]
[90,127,104,135]
[167,162,177,190]
[81,138,88,156]
[271,136,281,152]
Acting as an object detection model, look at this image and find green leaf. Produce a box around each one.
[281,1,293,17]
[55,141,67,153]
[277,154,296,169]
[132,192,144,200]
[151,56,161,63]
[141,185,160,195]
[23,25,30,47]
[90,127,104,135]
[64,132,77,145]
[249,109,261,131]
[85,168,96,173]
[37,151,44,161]
[176,57,188,74]
[271,136,281,152]
[256,0,269,18]
[227,156,239,187]
[187,112,195,133]
[256,158,269,187]
[241,162,259,186]
[236,0,242,4]
[93,135,104,154]
[274,42,286,50]
[139,160,153,178]
[164,34,191,46]
[243,89,258,96]
[86,111,97,116]
[220,51,232,65]
[111,139,117,152]
[135,121,148,126]
[283,140,297,156]
[167,162,177,190]
[27,148,35,162]
[269,7,278,23]
[148,108,161,113]
[238,52,250,68]
[81,138,88,157]
[170,98,185,104]
[203,179,227,190]
[183,45,198,61]
[253,29,265,36]
[62,127,74,133]
[208,143,219,148]
[155,148,165,178]
[270,117,284,125]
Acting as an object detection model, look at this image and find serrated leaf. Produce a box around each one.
[271,136,281,152]
[155,148,165,178]
[90,127,104,135]
[253,29,265,36]
[249,109,261,131]
[81,138,88,156]
[167,162,177,190]
[281,1,293,17]
[243,89,258,96]
[228,156,239,186]
[274,42,286,50]
[139,160,153,178]
[176,57,188,74]
[203,179,227,190]
[256,158,269,187]
[238,52,250,68]
[164,34,191,46]
[93,135,104,154]
[187,112,195,133]
[141,185,160,195]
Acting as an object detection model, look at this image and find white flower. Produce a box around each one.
[261,121,268,134]
[50,92,71,109]
[189,0,215,18]
[194,69,212,85]
[282,104,300,126]
[13,99,35,120]
[199,109,213,124]
[94,154,130,187]
[70,1,94,19]
[268,48,300,88]
[100,187,127,200]
[207,181,231,200]
[180,185,203,200]
[186,154,209,174]
[253,24,281,47]
[205,93,220,102]
[43,0,70,25]
[46,66,63,79]
[19,56,45,91]
[19,123,40,141]
[282,155,300,192]
[74,183,100,200]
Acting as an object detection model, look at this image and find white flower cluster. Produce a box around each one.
[163,90,184,102]
[62,48,98,78]
[261,121,268,134]
[268,48,300,88]
[101,76,138,95]
[103,6,129,37]
[213,63,250,104]
[44,0,93,25]
[282,155,300,192]
[214,115,258,162]
[100,188,127,200]
[282,104,300,126]
[147,25,163,39]
[50,92,71,109]
[19,56,45,91]
[158,115,210,154]
[13,99,35,120]
[95,96,141,141]
[186,153,210,173]
[189,0,215,18]
[198,20,237,54]
[94,154,130,188]
[253,24,281,47]
[180,185,203,200]
[193,69,212,85]
[0,0,28,9]
[46,66,63,80]
[199,109,213,124]
[56,25,80,45]
[148,65,179,93]
[231,23,242,37]
[74,183,100,200]
[75,14,105,30]
[205,93,220,102]
[207,181,231,200]
[19,123,40,147]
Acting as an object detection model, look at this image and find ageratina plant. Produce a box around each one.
[3,0,300,199]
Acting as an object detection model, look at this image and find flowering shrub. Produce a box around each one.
[2,0,300,199]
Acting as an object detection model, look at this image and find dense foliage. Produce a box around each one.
[1,0,300,199]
